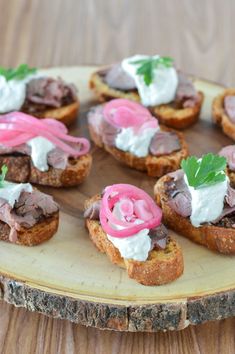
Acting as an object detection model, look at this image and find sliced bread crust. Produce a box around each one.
[212,88,235,140]
[0,212,59,246]
[84,196,184,286]
[22,100,79,126]
[154,175,235,254]
[89,70,203,129]
[88,123,188,177]
[0,154,92,187]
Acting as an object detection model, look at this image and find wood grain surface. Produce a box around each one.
[0,0,235,86]
[0,302,233,354]
[0,1,235,353]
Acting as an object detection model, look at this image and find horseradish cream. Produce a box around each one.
[185,174,228,227]
[0,76,27,113]
[0,72,41,113]
[115,127,158,158]
[27,136,55,172]
[122,55,178,106]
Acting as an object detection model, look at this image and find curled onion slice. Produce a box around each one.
[103,99,158,132]
[0,112,90,157]
[100,184,162,238]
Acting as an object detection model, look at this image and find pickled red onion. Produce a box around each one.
[100,184,162,238]
[103,99,158,132]
[0,112,90,156]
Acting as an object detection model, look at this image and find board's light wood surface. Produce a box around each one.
[0,67,234,336]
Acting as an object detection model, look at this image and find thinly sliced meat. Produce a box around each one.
[224,96,235,123]
[212,206,235,224]
[166,170,192,217]
[104,64,136,91]
[0,190,58,243]
[225,184,235,207]
[175,72,199,108]
[87,105,120,146]
[149,131,181,156]
[14,190,58,218]
[84,200,101,220]
[0,143,75,170]
[101,120,120,146]
[219,145,235,171]
[149,223,168,250]
[87,105,104,134]
[26,77,77,108]
[47,148,69,170]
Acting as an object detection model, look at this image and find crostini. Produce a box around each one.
[154,153,235,254]
[89,55,204,129]
[0,165,59,246]
[88,98,188,177]
[0,112,92,187]
[212,88,235,140]
[0,64,79,125]
[84,183,184,286]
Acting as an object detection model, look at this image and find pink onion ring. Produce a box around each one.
[100,184,162,238]
[103,99,158,132]
[0,112,90,157]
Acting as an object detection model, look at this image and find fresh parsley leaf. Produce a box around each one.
[130,56,174,86]
[0,165,8,188]
[181,153,227,189]
[0,64,37,81]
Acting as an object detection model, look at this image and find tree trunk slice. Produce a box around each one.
[0,67,234,332]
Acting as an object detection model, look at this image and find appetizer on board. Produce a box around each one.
[0,112,91,187]
[0,165,59,246]
[212,88,235,140]
[84,184,184,286]
[0,64,79,125]
[154,153,235,254]
[88,99,188,177]
[89,55,204,129]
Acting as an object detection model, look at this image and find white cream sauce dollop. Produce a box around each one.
[122,54,178,107]
[185,174,228,227]
[27,136,55,172]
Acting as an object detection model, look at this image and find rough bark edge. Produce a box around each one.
[0,275,234,332]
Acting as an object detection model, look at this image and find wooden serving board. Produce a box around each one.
[0,67,234,332]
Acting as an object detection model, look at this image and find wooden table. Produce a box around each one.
[0,301,234,354]
[0,1,235,353]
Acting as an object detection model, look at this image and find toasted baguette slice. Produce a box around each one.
[0,212,59,246]
[154,174,235,254]
[151,92,204,129]
[89,123,188,177]
[84,196,184,286]
[89,70,204,129]
[212,88,235,140]
[22,100,79,126]
[0,154,92,187]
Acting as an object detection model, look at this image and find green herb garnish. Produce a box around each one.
[0,165,8,188]
[0,64,37,81]
[130,56,173,86]
[181,153,227,189]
